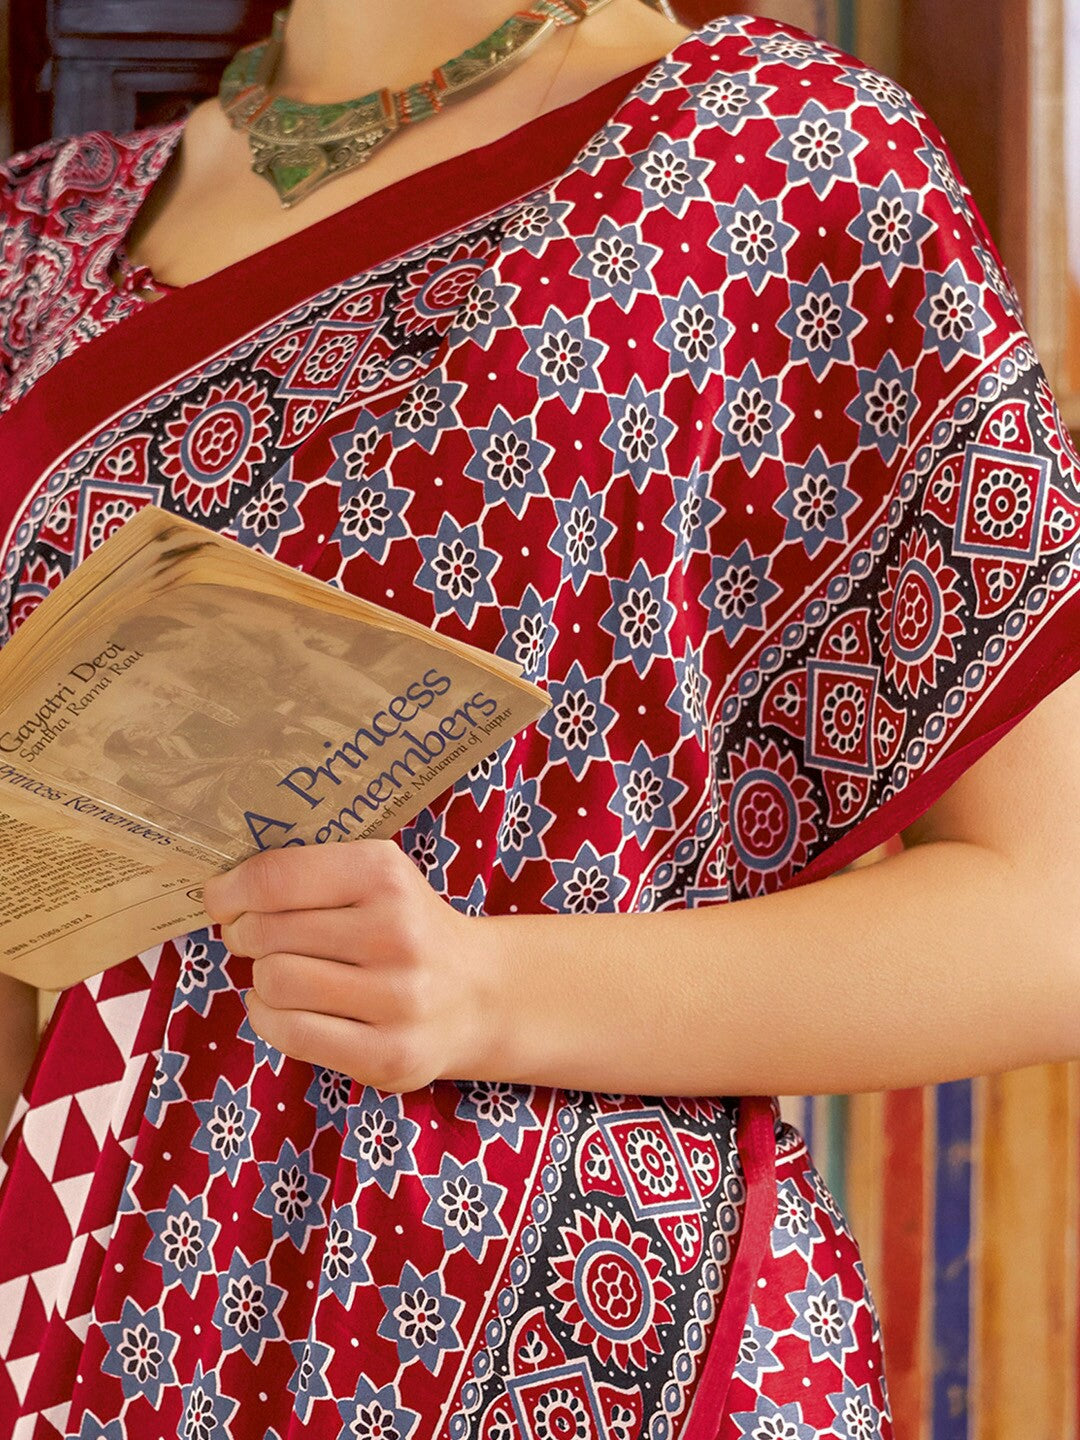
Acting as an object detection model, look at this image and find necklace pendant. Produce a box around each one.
[220,0,620,207]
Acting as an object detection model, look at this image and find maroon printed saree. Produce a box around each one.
[1,13,1078,1439]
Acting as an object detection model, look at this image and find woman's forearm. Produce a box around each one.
[470,839,1080,1096]
[0,974,39,1139]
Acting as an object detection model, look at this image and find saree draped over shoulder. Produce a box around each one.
[2,14,1079,1440]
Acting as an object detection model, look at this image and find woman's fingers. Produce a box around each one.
[245,987,433,1093]
[221,906,389,966]
[249,951,404,1027]
[203,838,414,925]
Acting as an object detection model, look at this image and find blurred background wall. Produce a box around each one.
[0,3,1078,1437]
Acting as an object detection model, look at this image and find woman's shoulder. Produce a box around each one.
[660,12,937,152]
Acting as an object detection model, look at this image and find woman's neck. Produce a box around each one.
[275,0,570,102]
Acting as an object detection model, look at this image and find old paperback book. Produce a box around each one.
[0,506,549,990]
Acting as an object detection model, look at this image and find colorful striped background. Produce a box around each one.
[778,1067,1080,1437]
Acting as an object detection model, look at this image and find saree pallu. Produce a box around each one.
[1,13,1078,1439]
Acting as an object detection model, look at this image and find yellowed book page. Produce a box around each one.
[0,785,210,990]
[3,584,543,863]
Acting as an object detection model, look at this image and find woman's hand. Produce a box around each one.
[202,841,498,1094]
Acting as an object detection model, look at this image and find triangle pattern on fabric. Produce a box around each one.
[26,991,126,1102]
[51,1101,101,1184]
[18,1097,71,1183]
[0,1274,29,1358]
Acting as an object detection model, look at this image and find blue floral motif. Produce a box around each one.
[331,466,411,565]
[670,640,708,743]
[212,1248,286,1361]
[772,1177,827,1260]
[552,476,616,593]
[464,406,552,515]
[342,1086,421,1197]
[337,1375,421,1440]
[520,305,606,411]
[767,100,866,198]
[71,1415,125,1440]
[729,1396,817,1440]
[774,445,860,558]
[847,171,935,284]
[541,840,629,914]
[461,739,510,809]
[180,1361,237,1440]
[497,584,556,680]
[537,659,616,779]
[377,1260,465,1373]
[144,1048,186,1127]
[656,279,732,387]
[701,539,782,646]
[974,242,1024,320]
[778,264,863,379]
[846,350,916,464]
[305,1066,352,1133]
[611,741,687,846]
[454,1080,541,1150]
[287,1336,334,1422]
[502,196,574,256]
[496,769,554,882]
[827,1376,888,1439]
[662,460,725,561]
[191,1076,256,1184]
[680,70,776,133]
[420,1152,508,1261]
[739,30,833,67]
[733,1303,785,1388]
[916,258,993,368]
[414,513,499,627]
[710,185,798,295]
[144,1185,220,1297]
[401,807,460,894]
[231,458,306,551]
[716,361,793,475]
[573,121,633,176]
[450,275,520,351]
[631,55,692,102]
[570,217,661,311]
[325,409,384,483]
[386,374,466,452]
[450,875,487,917]
[172,928,231,1016]
[254,1137,330,1249]
[601,374,677,491]
[916,138,973,217]
[625,136,713,218]
[100,1297,178,1405]
[237,1009,288,1074]
[836,64,923,124]
[787,1270,859,1363]
[316,1201,374,1309]
[599,557,677,678]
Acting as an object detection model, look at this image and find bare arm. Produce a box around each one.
[476,835,1076,1094]
[0,974,40,1139]
[473,673,1080,1096]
